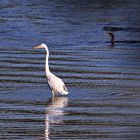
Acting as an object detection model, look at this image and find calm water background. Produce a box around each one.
[0,0,140,140]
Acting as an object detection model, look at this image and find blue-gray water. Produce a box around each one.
[0,1,140,140]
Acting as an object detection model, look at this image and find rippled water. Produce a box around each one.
[0,1,140,140]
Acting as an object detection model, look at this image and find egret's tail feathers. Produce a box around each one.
[62,85,69,95]
[61,90,69,95]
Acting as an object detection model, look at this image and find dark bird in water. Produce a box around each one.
[107,32,115,46]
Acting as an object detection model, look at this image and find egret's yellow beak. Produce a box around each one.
[32,45,42,50]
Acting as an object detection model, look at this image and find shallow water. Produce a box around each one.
[0,0,140,140]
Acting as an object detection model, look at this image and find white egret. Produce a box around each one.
[33,43,69,96]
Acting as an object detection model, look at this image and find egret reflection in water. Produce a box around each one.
[45,97,69,140]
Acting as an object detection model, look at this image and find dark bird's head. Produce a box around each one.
[107,32,115,46]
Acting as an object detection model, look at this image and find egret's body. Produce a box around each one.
[33,43,69,96]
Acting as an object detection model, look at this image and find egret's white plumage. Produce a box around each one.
[33,43,69,96]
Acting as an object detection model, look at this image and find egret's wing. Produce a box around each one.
[48,74,63,92]
[48,75,56,91]
[48,73,68,94]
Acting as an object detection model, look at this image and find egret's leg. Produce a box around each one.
[52,90,55,97]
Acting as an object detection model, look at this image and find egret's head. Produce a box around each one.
[33,43,47,50]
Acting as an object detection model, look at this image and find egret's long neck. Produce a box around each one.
[45,46,50,76]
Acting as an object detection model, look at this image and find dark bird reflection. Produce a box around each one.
[45,97,69,140]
